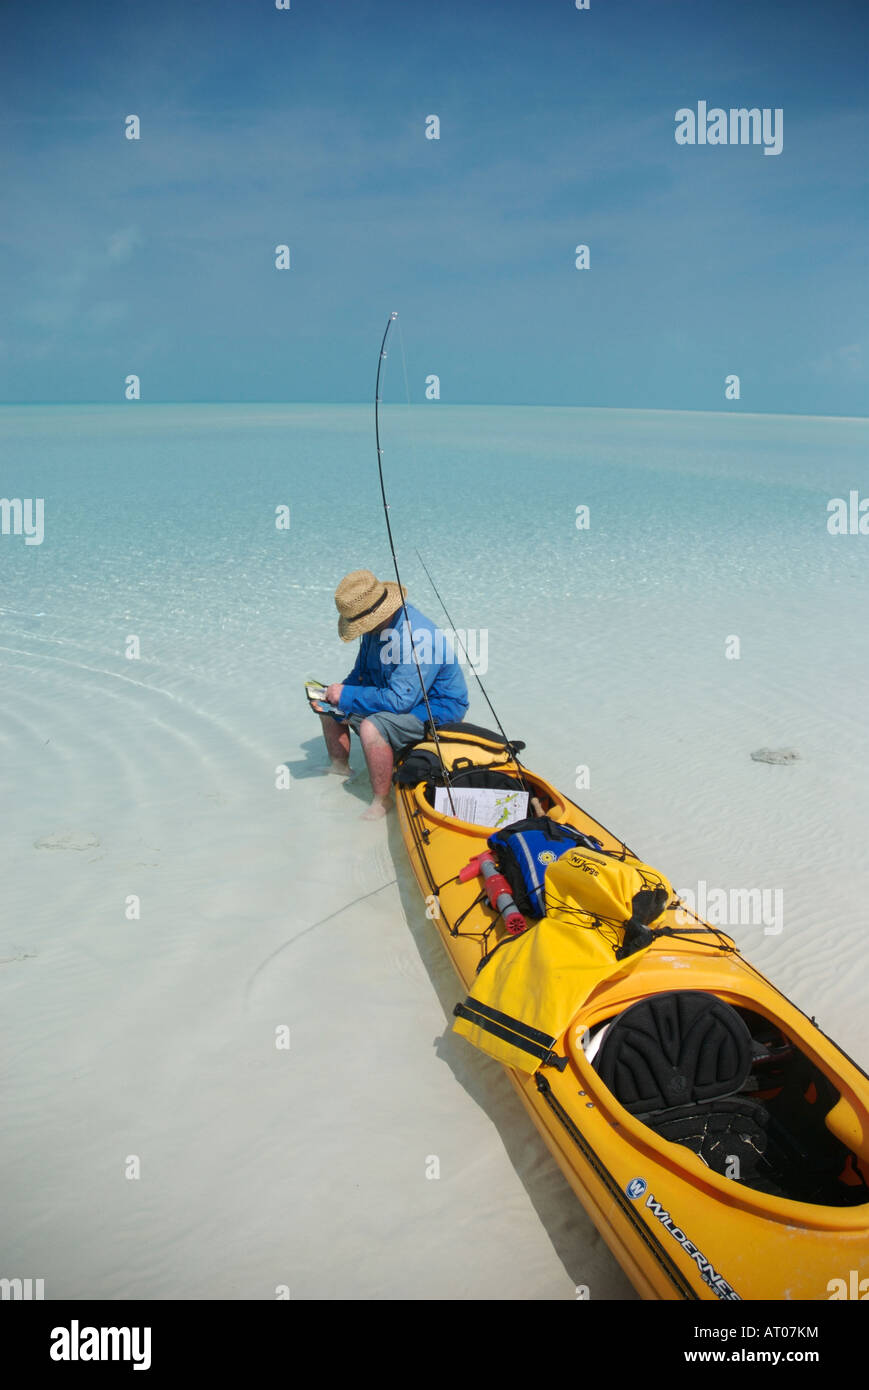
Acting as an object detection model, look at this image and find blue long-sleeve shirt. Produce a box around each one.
[340,602,469,724]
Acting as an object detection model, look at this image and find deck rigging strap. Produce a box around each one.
[375,312,455,813]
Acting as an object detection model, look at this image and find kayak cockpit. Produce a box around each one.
[571,994,869,1209]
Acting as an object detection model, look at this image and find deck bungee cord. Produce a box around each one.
[540,892,737,959]
[374,311,456,814]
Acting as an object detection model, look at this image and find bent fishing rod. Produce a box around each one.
[375,311,456,813]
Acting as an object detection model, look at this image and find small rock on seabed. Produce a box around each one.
[750,748,800,765]
[33,830,101,851]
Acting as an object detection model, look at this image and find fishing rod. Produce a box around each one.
[415,549,530,794]
[375,312,456,814]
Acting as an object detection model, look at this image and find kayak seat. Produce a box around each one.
[422,720,525,753]
[594,991,766,1175]
[393,728,525,790]
[594,990,753,1113]
[647,1097,768,1176]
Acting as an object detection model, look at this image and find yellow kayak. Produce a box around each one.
[394,724,869,1301]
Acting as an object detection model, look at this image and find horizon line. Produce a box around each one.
[0,401,866,423]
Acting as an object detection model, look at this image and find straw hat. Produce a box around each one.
[335,569,406,641]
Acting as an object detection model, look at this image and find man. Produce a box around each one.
[318,568,469,819]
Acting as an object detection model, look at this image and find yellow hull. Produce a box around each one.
[395,734,869,1301]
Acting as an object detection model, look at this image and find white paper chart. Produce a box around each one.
[433,787,528,828]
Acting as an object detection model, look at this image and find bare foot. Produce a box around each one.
[323,761,352,777]
[361,797,389,821]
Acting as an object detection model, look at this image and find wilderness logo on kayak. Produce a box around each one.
[674,102,783,156]
[644,1194,742,1301]
[626,1181,740,1299]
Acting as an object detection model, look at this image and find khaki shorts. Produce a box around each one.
[345,711,425,754]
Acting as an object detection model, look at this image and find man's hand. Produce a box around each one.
[324,683,344,706]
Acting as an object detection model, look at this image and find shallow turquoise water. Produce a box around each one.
[2,401,866,634]
[4,402,867,870]
[3,403,867,820]
[2,403,868,1299]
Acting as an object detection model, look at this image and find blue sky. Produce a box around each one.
[1,0,867,413]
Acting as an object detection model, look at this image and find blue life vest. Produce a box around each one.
[487,817,605,919]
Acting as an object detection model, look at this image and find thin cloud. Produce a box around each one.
[107,226,144,263]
